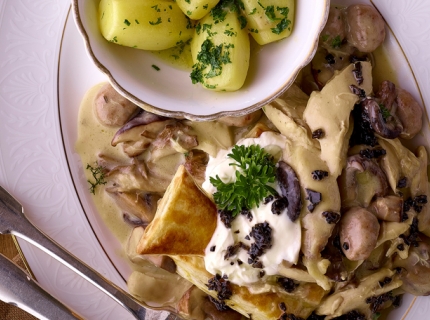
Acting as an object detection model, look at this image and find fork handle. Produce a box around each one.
[0,253,80,320]
[11,224,148,320]
[0,186,148,319]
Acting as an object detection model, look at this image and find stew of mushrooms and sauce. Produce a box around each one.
[76,4,428,320]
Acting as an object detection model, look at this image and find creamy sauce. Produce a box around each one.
[203,132,301,285]
[75,84,135,260]
[372,44,398,90]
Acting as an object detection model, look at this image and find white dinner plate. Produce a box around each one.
[1,0,430,319]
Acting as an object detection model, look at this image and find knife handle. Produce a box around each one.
[0,253,80,320]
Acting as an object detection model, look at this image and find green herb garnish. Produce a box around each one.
[271,18,290,34]
[86,163,106,195]
[152,64,160,71]
[211,5,228,24]
[224,28,236,36]
[277,6,289,17]
[210,144,277,217]
[124,19,131,26]
[186,16,193,29]
[190,39,232,84]
[372,313,381,320]
[151,5,160,12]
[331,35,342,48]
[238,15,247,29]
[379,104,391,121]
[195,23,202,34]
[149,17,162,25]
[210,0,238,24]
[265,5,277,21]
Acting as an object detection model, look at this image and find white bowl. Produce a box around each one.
[72,0,329,121]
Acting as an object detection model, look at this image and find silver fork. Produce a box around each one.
[0,185,170,320]
[0,251,81,319]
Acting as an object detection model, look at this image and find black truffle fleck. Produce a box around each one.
[305,189,322,212]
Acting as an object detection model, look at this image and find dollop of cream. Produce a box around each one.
[203,132,301,285]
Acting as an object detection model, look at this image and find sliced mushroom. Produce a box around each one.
[376,81,423,139]
[97,154,170,195]
[105,189,160,223]
[145,256,177,274]
[123,212,148,227]
[339,207,380,261]
[362,98,403,139]
[104,158,171,193]
[111,110,174,157]
[376,80,396,111]
[113,109,168,138]
[151,123,198,161]
[96,153,128,172]
[184,150,209,186]
[368,195,403,222]
[393,234,430,296]
[339,154,389,208]
[217,109,263,127]
[276,161,302,221]
[94,83,138,127]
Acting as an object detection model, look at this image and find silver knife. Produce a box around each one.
[0,185,157,320]
[0,252,80,319]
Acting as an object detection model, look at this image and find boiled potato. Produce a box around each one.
[190,2,250,91]
[241,0,295,45]
[176,0,220,20]
[99,0,194,51]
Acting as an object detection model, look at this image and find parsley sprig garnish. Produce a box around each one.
[190,39,232,87]
[210,145,277,217]
[86,163,107,195]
